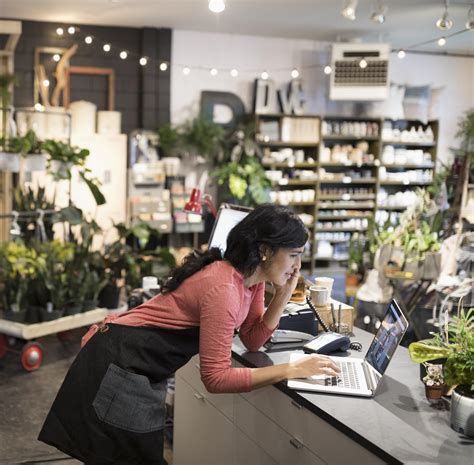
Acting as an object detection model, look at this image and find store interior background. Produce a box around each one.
[0,1,473,464]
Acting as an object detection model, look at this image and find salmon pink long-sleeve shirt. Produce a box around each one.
[86,261,274,393]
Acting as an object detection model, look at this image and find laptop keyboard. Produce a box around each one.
[327,360,360,389]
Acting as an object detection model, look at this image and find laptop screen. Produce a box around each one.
[364,300,409,375]
[208,204,250,254]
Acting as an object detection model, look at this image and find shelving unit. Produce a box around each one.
[255,114,439,273]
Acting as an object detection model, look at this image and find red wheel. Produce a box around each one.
[0,334,7,358]
[21,342,43,372]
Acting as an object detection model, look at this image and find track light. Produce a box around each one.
[371,0,388,24]
[436,1,453,30]
[466,6,474,29]
[208,0,225,13]
[341,0,358,21]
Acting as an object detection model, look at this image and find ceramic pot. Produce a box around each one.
[450,387,474,437]
[424,384,444,403]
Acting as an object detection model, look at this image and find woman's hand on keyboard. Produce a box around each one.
[288,354,341,379]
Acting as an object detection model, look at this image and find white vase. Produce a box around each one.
[450,387,474,437]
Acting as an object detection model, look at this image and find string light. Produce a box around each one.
[359,58,368,68]
[230,68,239,77]
[183,66,191,75]
[438,37,447,46]
[324,65,332,74]
[34,103,44,111]
[53,54,61,62]
[261,70,269,80]
[84,36,93,44]
[120,51,128,59]
[139,57,148,66]
[291,68,299,78]
[56,27,64,35]
[42,79,50,87]
[210,68,218,76]
[159,62,168,71]
[208,0,225,13]
[436,1,453,30]
[68,26,76,34]
[103,43,111,52]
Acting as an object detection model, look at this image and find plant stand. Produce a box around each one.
[0,307,108,371]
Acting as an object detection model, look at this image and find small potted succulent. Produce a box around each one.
[421,362,446,403]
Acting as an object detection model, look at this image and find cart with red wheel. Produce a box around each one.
[0,308,108,371]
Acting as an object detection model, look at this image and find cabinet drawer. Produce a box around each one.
[176,356,234,421]
[234,393,327,465]
[240,385,383,464]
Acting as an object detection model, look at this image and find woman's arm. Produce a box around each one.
[250,354,341,390]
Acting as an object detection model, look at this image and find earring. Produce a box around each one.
[261,256,267,262]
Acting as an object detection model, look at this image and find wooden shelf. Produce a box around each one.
[258,140,319,147]
[382,164,434,169]
[382,140,435,147]
[319,162,376,168]
[319,202,375,209]
[322,135,379,141]
[319,194,376,200]
[317,214,372,221]
[274,179,317,186]
[377,205,407,210]
[262,162,317,168]
[379,180,432,186]
[319,177,377,184]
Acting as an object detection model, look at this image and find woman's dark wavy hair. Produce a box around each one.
[161,204,308,293]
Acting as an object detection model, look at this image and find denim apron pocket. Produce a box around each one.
[92,363,167,433]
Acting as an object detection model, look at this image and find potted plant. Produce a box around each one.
[409,306,474,436]
[212,117,271,206]
[0,240,45,322]
[421,362,446,403]
[347,233,366,286]
[41,139,106,206]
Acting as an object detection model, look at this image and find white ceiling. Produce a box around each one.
[1,0,474,55]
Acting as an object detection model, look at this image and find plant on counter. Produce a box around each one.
[409,306,474,436]
[41,139,106,206]
[212,117,271,207]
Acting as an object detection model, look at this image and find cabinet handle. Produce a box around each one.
[290,438,304,449]
[193,392,205,401]
[291,400,302,409]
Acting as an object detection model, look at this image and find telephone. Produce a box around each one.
[264,329,314,351]
[303,332,351,355]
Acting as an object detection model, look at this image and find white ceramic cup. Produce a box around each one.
[314,277,334,297]
[310,285,329,307]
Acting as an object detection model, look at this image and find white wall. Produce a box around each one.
[171,29,474,165]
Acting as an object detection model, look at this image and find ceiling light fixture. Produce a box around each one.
[436,0,453,30]
[371,0,388,24]
[438,36,447,46]
[397,49,406,59]
[210,68,218,76]
[183,67,191,75]
[466,6,474,29]
[208,0,225,14]
[341,0,358,21]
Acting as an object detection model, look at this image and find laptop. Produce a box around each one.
[288,299,408,397]
[208,203,251,253]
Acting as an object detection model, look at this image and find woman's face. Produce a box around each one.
[263,247,304,286]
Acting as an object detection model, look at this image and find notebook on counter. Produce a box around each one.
[288,299,408,397]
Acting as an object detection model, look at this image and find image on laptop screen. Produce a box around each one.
[365,301,408,375]
[208,205,250,254]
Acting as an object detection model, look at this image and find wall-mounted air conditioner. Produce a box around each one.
[329,43,390,101]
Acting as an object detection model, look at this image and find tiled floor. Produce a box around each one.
[0,327,173,465]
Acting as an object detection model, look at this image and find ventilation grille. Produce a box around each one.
[333,60,388,86]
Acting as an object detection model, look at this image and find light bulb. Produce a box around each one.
[34,103,44,111]
[53,54,61,62]
[359,58,368,68]
[42,79,50,88]
[397,49,406,59]
[85,36,93,44]
[208,0,225,13]
[139,57,148,66]
[291,68,299,79]
[103,43,111,52]
[341,0,358,21]
[324,65,332,75]
[56,27,64,35]
[210,68,218,76]
[159,62,168,71]
[230,68,239,77]
[438,37,446,46]
[183,67,191,75]
[120,51,128,59]
[261,70,269,80]
[68,26,76,34]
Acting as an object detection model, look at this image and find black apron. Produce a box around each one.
[38,323,200,465]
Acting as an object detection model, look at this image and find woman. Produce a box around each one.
[38,204,340,465]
